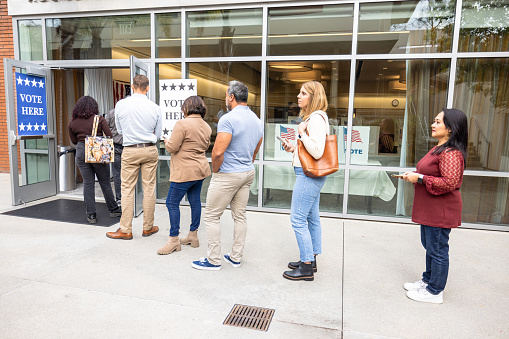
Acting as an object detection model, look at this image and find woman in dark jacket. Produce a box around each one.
[69,96,121,224]
[401,108,468,304]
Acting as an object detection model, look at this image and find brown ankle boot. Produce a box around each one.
[157,236,181,255]
[180,230,199,248]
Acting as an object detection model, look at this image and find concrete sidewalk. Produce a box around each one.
[0,173,507,339]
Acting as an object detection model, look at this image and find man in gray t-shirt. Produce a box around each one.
[192,81,263,270]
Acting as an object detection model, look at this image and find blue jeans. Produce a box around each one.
[290,167,327,263]
[421,225,451,294]
[166,180,204,237]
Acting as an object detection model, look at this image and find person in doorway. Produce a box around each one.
[191,81,263,270]
[157,96,212,255]
[106,74,162,240]
[280,81,330,281]
[401,108,468,304]
[105,108,123,206]
[68,96,122,224]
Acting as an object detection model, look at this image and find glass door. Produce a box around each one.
[129,56,150,217]
[4,59,57,205]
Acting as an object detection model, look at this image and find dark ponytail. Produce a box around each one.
[432,108,468,162]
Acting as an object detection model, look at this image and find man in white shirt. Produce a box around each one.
[106,75,162,240]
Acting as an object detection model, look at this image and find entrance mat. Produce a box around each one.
[2,199,120,227]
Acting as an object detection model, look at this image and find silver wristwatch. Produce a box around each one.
[417,174,424,184]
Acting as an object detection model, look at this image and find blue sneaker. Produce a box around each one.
[191,257,221,271]
[223,253,241,268]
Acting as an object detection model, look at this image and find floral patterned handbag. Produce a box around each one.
[85,115,114,163]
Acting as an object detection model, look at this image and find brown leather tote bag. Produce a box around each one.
[297,114,339,177]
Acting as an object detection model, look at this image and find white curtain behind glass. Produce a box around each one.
[84,69,114,116]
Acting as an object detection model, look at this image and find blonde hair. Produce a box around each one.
[299,81,328,120]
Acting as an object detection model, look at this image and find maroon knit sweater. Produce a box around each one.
[68,115,112,144]
[412,146,464,228]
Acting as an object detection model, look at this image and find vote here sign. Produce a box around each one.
[159,79,197,139]
[15,72,48,136]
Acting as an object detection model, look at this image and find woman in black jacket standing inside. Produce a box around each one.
[69,96,122,224]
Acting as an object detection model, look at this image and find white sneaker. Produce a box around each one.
[407,288,443,304]
[404,279,428,291]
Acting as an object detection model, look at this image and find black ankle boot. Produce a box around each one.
[283,262,314,281]
[288,260,317,272]
[288,255,317,272]
[87,213,97,224]
[110,206,122,217]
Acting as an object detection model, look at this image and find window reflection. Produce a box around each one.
[46,15,151,60]
[156,13,181,58]
[358,0,455,54]
[268,4,353,56]
[454,58,509,171]
[187,62,261,156]
[459,0,509,52]
[187,9,262,57]
[18,20,43,61]
[265,61,350,162]
[353,59,450,167]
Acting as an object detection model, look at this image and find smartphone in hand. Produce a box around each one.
[276,135,288,145]
[391,174,403,178]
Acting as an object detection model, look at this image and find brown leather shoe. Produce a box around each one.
[142,226,159,237]
[106,228,133,240]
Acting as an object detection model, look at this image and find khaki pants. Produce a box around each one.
[119,146,159,233]
[204,170,255,265]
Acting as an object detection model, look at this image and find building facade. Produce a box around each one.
[3,0,509,230]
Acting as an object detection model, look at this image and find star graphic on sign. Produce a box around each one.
[161,83,168,91]
[27,123,33,131]
[24,78,30,86]
[17,76,23,85]
[162,128,169,136]
[38,80,44,88]
[179,83,186,91]
[34,123,40,131]
[31,79,37,87]
[19,123,25,131]
[188,83,195,91]
[40,123,46,131]
[169,83,176,91]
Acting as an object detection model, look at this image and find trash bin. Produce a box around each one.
[58,146,76,192]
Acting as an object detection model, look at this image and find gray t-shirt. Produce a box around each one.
[217,105,263,173]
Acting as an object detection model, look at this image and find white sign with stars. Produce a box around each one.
[159,79,197,139]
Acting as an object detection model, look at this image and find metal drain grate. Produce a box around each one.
[223,304,275,331]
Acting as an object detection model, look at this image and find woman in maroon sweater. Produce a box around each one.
[401,108,468,304]
[69,96,121,224]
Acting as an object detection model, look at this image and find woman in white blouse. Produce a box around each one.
[281,81,329,281]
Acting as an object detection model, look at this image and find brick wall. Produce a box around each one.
[0,0,14,173]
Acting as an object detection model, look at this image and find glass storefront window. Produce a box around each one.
[268,4,353,56]
[265,61,351,162]
[347,170,404,217]
[352,59,450,167]
[156,13,181,58]
[46,15,151,60]
[187,62,261,156]
[453,58,509,172]
[18,20,43,61]
[358,0,455,54]
[459,0,509,52]
[462,175,509,225]
[187,8,262,57]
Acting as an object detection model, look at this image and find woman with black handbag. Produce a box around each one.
[281,81,330,281]
[69,96,121,224]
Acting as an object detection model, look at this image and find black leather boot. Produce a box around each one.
[288,259,317,272]
[109,206,122,217]
[288,255,317,272]
[283,262,314,281]
[87,213,97,224]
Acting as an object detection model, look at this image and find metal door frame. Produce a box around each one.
[3,58,58,205]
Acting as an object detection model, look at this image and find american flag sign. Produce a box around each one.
[280,126,296,141]
[344,129,363,143]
